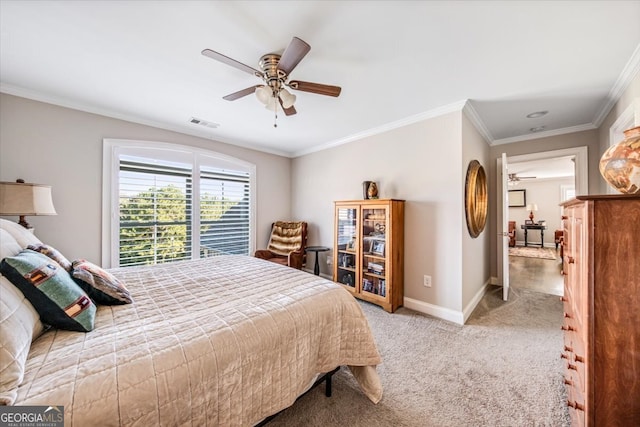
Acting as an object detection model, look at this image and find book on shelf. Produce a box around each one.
[367,262,384,274]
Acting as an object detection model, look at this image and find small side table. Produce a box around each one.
[305,246,330,275]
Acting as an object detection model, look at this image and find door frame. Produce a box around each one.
[496,146,588,299]
[506,146,588,195]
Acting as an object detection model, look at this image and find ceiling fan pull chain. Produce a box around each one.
[274,99,278,128]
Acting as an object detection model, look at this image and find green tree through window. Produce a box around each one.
[119,175,246,266]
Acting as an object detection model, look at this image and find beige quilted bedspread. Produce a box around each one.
[14,255,382,426]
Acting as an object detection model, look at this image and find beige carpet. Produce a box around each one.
[269,286,570,426]
[509,246,557,260]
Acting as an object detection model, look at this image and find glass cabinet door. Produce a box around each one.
[336,206,358,289]
[361,206,387,298]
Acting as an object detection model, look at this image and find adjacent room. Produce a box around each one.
[1,1,639,426]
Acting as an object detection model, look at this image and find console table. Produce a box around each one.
[520,224,547,247]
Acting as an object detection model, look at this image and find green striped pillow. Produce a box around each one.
[0,250,96,332]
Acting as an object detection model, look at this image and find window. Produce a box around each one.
[103,140,255,268]
[560,184,575,202]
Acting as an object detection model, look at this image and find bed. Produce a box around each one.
[0,219,382,426]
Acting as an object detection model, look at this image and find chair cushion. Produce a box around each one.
[267,221,304,256]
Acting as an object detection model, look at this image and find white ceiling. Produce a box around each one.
[1,1,639,158]
[509,156,575,181]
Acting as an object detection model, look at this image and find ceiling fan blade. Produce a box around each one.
[223,85,263,101]
[277,37,311,75]
[288,80,341,97]
[278,97,297,116]
[202,49,262,77]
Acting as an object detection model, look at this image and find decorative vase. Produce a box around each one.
[362,181,372,199]
[367,182,379,199]
[599,126,640,194]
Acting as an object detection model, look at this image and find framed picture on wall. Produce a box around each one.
[508,189,526,207]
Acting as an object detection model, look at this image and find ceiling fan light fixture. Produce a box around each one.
[255,85,271,105]
[526,111,548,119]
[280,89,296,109]
[264,96,278,112]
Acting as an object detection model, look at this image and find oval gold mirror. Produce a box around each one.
[465,160,488,238]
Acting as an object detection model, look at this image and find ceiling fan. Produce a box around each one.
[508,173,537,185]
[202,37,341,127]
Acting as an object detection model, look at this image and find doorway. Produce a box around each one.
[497,146,587,298]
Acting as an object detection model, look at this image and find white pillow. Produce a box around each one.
[0,229,22,261]
[0,276,44,405]
[0,221,45,405]
[0,219,42,249]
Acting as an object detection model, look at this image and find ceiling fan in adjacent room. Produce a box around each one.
[201,36,341,127]
[508,173,536,186]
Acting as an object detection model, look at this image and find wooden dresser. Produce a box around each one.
[560,195,640,426]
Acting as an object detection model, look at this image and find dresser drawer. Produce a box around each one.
[567,381,586,427]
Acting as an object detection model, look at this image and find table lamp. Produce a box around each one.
[526,203,538,222]
[0,179,57,229]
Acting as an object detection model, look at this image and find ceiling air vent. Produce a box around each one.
[189,117,219,129]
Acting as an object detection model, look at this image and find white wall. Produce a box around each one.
[292,110,492,319]
[0,94,291,265]
[508,177,573,246]
[461,113,491,313]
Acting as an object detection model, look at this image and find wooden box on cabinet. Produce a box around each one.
[333,199,404,313]
[560,195,640,426]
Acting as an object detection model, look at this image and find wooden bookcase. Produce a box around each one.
[333,199,404,312]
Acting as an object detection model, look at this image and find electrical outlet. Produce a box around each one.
[423,275,432,287]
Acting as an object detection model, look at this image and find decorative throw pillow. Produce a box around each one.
[0,250,96,332]
[27,243,72,271]
[71,260,133,305]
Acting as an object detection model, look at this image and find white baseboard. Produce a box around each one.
[404,279,492,325]
[403,297,464,325]
[462,280,491,323]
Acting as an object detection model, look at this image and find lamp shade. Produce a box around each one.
[526,203,538,212]
[0,181,57,216]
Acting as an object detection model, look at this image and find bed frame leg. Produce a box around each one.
[256,366,340,426]
[325,366,339,397]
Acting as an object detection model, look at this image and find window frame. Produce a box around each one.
[102,139,256,268]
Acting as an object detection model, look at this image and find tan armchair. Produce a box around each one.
[508,221,516,247]
[254,221,308,269]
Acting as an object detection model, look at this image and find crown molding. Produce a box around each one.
[292,99,467,157]
[592,42,640,127]
[462,100,493,144]
[0,84,292,158]
[491,123,597,146]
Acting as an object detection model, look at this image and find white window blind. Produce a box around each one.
[119,160,193,267]
[199,167,251,258]
[116,155,252,267]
